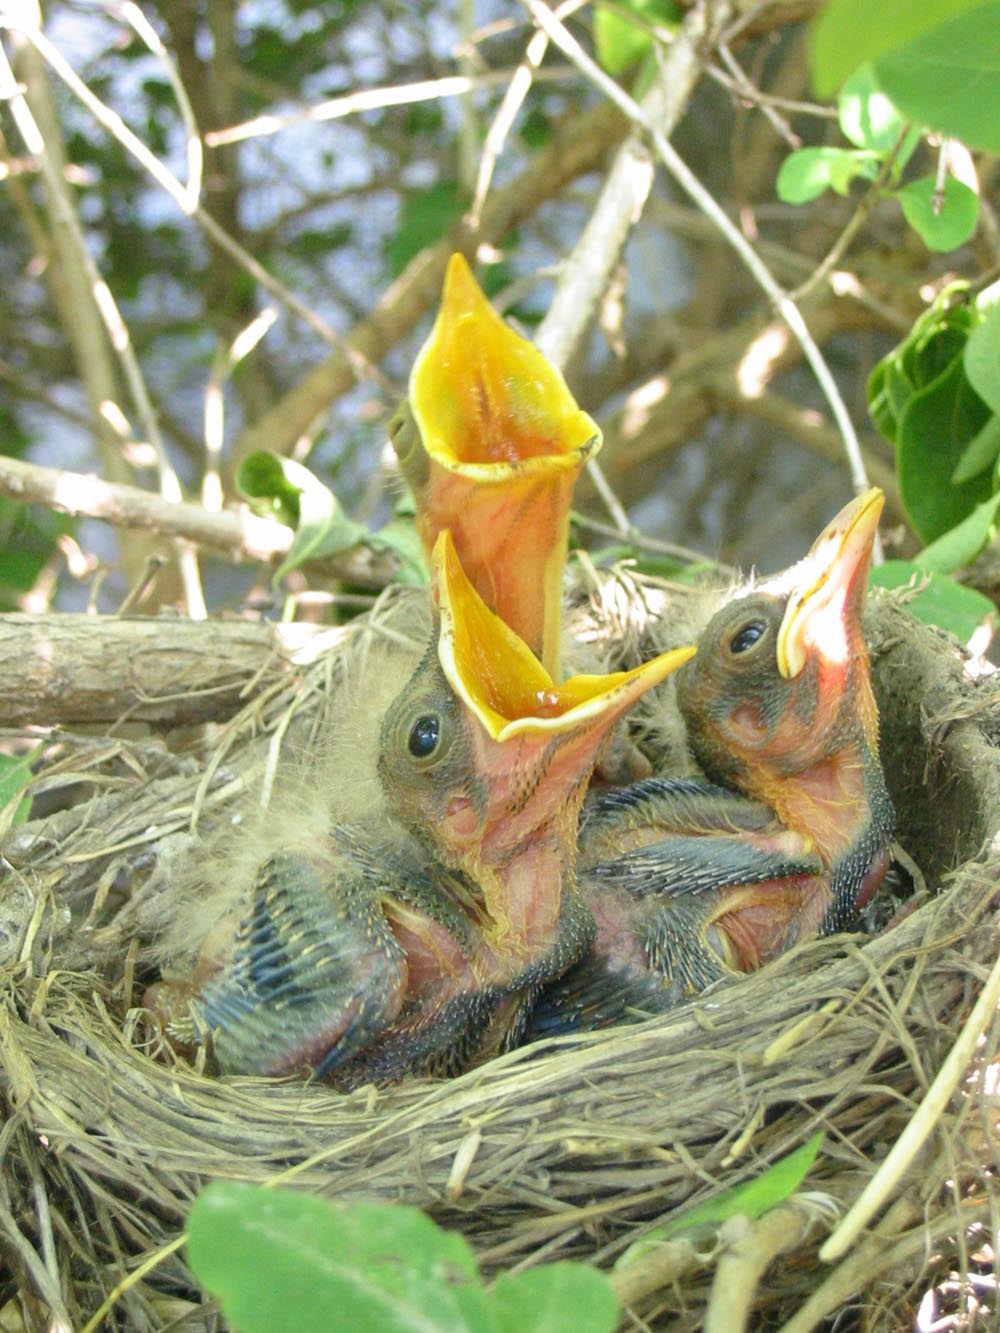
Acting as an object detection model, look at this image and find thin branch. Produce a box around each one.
[521,0,872,502]
[0,453,405,588]
[204,65,574,148]
[790,126,913,303]
[231,97,629,464]
[820,946,1000,1262]
[534,0,731,535]
[705,1205,815,1333]
[0,35,206,615]
[468,26,549,227]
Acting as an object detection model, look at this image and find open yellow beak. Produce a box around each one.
[773,488,884,680]
[432,530,694,742]
[394,253,601,678]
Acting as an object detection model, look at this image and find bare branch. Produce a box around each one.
[0,454,402,588]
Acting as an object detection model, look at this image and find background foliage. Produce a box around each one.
[1,0,998,639]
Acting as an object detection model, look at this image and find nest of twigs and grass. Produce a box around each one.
[0,570,998,1332]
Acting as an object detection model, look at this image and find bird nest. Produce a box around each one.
[1,570,999,1331]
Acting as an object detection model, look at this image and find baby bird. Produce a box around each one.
[531,488,896,1031]
[149,533,693,1081]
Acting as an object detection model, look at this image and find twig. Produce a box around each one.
[0,1191,74,1329]
[704,1205,815,1333]
[535,0,729,535]
[714,42,800,148]
[780,1190,993,1333]
[791,126,913,304]
[521,0,872,501]
[820,947,1000,1263]
[0,35,206,615]
[468,26,548,227]
[5,12,380,388]
[204,66,573,148]
[0,453,399,589]
[609,1237,699,1309]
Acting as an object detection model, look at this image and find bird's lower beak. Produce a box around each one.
[433,529,695,742]
[773,488,884,680]
[393,253,601,677]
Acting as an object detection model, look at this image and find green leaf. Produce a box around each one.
[188,1183,493,1333]
[368,517,430,586]
[617,1132,824,1267]
[839,64,908,152]
[912,493,1000,573]
[873,3,1000,153]
[810,0,991,96]
[491,1264,618,1333]
[0,746,42,831]
[870,561,995,639]
[776,147,879,204]
[896,175,979,252]
[237,451,369,583]
[951,414,1000,483]
[964,299,1000,417]
[276,469,368,584]
[896,353,993,541]
[594,0,680,77]
[237,451,302,528]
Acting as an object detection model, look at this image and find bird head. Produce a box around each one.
[390,253,600,677]
[676,489,884,842]
[379,530,694,951]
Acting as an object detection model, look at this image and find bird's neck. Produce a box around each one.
[765,732,885,869]
[474,803,583,969]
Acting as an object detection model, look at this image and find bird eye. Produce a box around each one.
[730,620,767,655]
[408,714,441,758]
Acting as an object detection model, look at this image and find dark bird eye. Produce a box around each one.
[408,715,441,758]
[730,620,767,655]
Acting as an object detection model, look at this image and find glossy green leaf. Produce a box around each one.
[594,0,680,76]
[874,3,1000,153]
[617,1132,824,1267]
[491,1264,618,1333]
[237,451,302,528]
[188,1183,492,1333]
[964,299,1000,417]
[896,176,979,252]
[777,147,879,204]
[951,414,1000,484]
[870,561,995,640]
[912,493,1000,573]
[839,65,908,152]
[810,0,990,96]
[896,353,993,542]
[237,450,369,582]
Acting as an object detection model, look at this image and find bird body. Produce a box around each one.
[149,532,693,1080]
[531,489,895,1034]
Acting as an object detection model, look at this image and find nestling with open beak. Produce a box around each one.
[148,533,693,1081]
[531,488,896,1032]
[390,252,600,679]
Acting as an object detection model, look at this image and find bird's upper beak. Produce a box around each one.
[433,529,694,747]
[770,488,884,680]
[392,253,601,678]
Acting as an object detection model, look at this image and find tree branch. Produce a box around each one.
[0,455,402,589]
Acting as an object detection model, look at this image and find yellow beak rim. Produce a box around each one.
[433,530,695,741]
[408,253,601,479]
[774,487,884,680]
